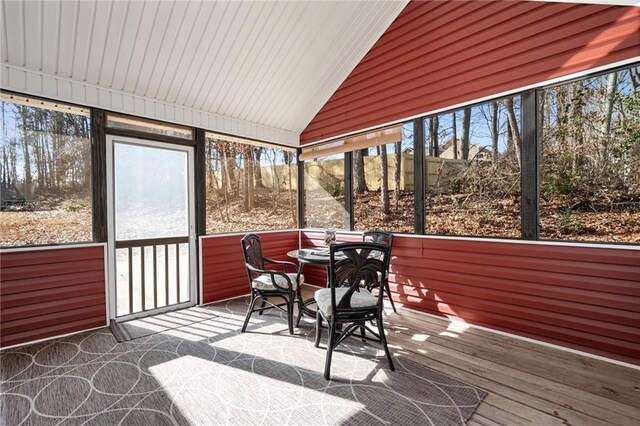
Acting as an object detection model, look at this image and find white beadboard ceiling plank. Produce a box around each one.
[41,0,59,74]
[228,1,305,120]
[253,3,336,126]
[215,1,280,115]
[3,1,23,66]
[192,1,257,111]
[143,0,190,98]
[84,0,112,84]
[22,0,40,69]
[134,0,178,96]
[1,2,8,63]
[250,2,332,126]
[169,0,220,105]
[155,0,204,102]
[109,0,145,89]
[56,0,77,77]
[181,0,238,108]
[121,0,158,93]
[267,2,363,129]
[71,0,94,80]
[98,0,130,87]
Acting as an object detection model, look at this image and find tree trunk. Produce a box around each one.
[461,107,471,160]
[394,141,401,207]
[254,147,264,188]
[490,101,499,160]
[18,108,33,185]
[452,112,458,160]
[353,148,367,193]
[429,116,439,157]
[380,144,389,216]
[505,97,522,167]
[603,72,618,135]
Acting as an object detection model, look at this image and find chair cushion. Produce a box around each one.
[252,273,303,291]
[314,287,378,316]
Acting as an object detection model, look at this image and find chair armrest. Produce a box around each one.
[246,264,296,292]
[263,257,301,274]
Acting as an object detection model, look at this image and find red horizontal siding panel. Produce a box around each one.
[301,1,640,144]
[0,245,107,348]
[200,231,300,304]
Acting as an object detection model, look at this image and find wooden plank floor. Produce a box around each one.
[300,286,639,425]
[380,303,640,426]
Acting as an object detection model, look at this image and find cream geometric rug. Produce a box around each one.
[1,298,486,425]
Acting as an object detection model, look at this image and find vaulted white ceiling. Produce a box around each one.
[0,0,407,146]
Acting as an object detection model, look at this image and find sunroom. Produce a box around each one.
[1,1,639,425]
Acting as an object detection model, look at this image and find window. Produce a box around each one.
[304,153,345,229]
[0,93,92,246]
[205,132,297,233]
[424,95,522,238]
[352,123,415,233]
[539,67,640,243]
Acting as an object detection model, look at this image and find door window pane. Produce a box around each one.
[114,143,188,240]
[0,94,92,247]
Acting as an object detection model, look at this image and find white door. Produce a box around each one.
[106,135,196,321]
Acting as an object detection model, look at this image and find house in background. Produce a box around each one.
[1,0,639,424]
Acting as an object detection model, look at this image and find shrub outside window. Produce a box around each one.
[0,94,92,247]
[205,132,297,233]
[424,95,522,238]
[539,67,640,243]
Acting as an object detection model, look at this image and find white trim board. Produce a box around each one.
[0,242,107,253]
[399,304,640,371]
[1,64,299,147]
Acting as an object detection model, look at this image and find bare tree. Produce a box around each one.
[490,101,499,160]
[380,144,389,216]
[429,116,439,157]
[505,97,521,166]
[461,107,471,160]
[353,148,367,193]
[452,112,458,160]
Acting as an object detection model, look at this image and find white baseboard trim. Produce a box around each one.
[398,304,640,371]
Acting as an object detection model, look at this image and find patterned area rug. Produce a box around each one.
[1,298,486,425]
[110,307,219,342]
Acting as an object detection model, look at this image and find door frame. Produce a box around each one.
[106,134,197,322]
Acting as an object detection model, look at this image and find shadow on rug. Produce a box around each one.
[1,298,486,425]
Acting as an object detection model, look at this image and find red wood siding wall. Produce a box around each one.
[301,0,640,144]
[201,231,300,304]
[300,231,640,365]
[0,245,107,348]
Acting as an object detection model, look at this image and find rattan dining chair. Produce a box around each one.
[363,231,396,312]
[314,242,395,380]
[240,233,303,335]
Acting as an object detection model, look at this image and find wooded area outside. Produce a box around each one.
[423,95,522,238]
[204,133,297,234]
[1,65,637,247]
[0,96,92,247]
[539,67,639,242]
